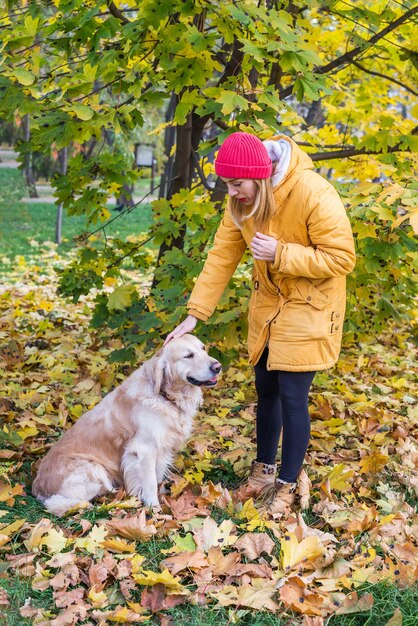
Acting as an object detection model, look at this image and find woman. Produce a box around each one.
[164,132,356,515]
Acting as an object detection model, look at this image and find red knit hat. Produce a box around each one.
[215,132,272,179]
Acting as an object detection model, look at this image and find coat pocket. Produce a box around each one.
[294,278,329,310]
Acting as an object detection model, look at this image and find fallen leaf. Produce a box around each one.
[281,533,324,572]
[161,550,208,575]
[334,591,374,615]
[212,579,280,611]
[234,532,275,560]
[384,607,403,626]
[106,511,157,541]
[279,576,324,616]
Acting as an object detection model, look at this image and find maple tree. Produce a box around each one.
[0,0,416,361]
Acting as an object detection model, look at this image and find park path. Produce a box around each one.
[0,147,157,204]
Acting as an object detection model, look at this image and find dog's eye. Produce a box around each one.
[184,353,194,359]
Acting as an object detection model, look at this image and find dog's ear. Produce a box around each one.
[153,353,166,395]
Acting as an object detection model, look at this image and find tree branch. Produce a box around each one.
[106,1,130,24]
[279,6,418,99]
[352,60,418,97]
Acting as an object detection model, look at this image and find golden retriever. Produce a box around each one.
[32,334,221,515]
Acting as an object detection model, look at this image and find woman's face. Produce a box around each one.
[221,178,258,206]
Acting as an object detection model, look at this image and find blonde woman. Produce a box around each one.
[165,132,356,516]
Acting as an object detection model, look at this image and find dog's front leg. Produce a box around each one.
[121,439,159,507]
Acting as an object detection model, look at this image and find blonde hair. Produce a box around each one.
[229,178,276,230]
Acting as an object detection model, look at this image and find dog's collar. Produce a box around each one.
[160,389,177,404]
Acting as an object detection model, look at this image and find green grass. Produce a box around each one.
[0,168,153,272]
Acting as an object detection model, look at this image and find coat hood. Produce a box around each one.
[266,135,314,201]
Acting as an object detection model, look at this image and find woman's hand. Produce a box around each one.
[250,232,278,262]
[163,315,198,346]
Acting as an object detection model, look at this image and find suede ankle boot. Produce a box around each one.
[235,460,276,500]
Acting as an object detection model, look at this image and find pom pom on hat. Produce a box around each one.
[215,132,272,179]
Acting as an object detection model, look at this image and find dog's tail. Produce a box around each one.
[38,495,90,516]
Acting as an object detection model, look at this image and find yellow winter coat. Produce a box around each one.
[187,136,356,371]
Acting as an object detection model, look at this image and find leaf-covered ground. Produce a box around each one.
[0,256,417,626]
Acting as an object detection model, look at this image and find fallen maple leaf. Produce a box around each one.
[212,578,280,611]
[106,511,157,541]
[234,532,275,560]
[193,517,237,552]
[161,550,208,576]
[279,576,324,616]
[132,568,187,594]
[281,533,324,572]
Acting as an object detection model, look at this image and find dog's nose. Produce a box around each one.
[210,361,222,374]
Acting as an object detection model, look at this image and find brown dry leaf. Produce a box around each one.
[6,552,36,576]
[279,576,324,616]
[0,589,9,607]
[140,583,166,612]
[19,602,38,618]
[49,562,81,591]
[207,546,241,576]
[334,591,374,615]
[50,602,89,625]
[234,532,275,560]
[212,578,280,611]
[161,550,208,576]
[387,541,418,567]
[88,555,116,586]
[53,587,85,608]
[116,559,133,580]
[162,489,206,520]
[384,607,403,626]
[106,510,157,541]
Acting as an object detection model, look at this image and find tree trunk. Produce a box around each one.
[55,147,68,245]
[22,114,38,198]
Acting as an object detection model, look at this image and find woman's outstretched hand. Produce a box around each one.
[250,232,278,262]
[163,315,198,346]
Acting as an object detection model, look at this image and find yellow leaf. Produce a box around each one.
[107,285,134,311]
[74,524,108,553]
[359,451,389,474]
[212,579,280,611]
[101,537,136,553]
[24,518,53,551]
[0,518,25,537]
[132,568,186,593]
[88,584,108,607]
[281,533,324,572]
[321,464,354,492]
[41,528,68,554]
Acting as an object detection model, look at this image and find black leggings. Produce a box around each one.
[254,347,316,482]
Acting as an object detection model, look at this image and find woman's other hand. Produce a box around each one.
[250,232,278,262]
[163,315,198,346]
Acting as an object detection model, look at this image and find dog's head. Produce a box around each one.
[153,334,222,395]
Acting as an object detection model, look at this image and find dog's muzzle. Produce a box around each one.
[187,361,221,387]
